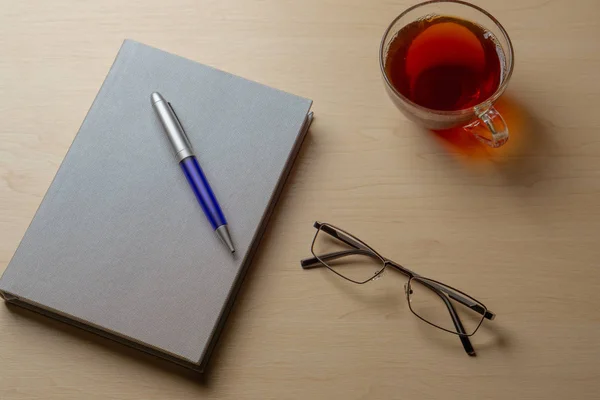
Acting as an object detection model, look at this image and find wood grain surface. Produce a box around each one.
[1,0,599,398]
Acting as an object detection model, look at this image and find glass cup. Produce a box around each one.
[379,0,514,147]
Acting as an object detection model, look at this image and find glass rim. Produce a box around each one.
[407,276,487,336]
[310,223,386,284]
[378,0,515,117]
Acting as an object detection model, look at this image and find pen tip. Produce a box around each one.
[216,225,235,254]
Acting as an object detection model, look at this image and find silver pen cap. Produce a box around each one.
[151,92,195,162]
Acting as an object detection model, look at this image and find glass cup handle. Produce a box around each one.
[463,106,509,148]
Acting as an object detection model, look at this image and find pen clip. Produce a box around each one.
[167,102,192,144]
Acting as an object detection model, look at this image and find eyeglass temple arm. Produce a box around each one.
[313,222,371,251]
[387,259,495,321]
[419,274,495,320]
[418,279,476,356]
[302,222,370,269]
[448,299,476,356]
[302,250,415,278]
[301,249,374,269]
[302,249,495,321]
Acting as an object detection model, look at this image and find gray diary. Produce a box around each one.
[0,40,313,371]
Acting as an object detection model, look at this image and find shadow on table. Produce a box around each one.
[427,95,556,190]
[413,313,515,356]
[203,120,317,380]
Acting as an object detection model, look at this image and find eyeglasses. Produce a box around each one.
[300,222,496,356]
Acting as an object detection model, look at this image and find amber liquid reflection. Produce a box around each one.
[432,96,530,163]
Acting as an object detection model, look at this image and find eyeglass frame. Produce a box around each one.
[300,221,496,356]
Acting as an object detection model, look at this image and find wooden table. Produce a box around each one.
[1,0,599,398]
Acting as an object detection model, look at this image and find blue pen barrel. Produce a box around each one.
[180,156,227,230]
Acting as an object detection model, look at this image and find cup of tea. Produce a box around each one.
[380,0,514,147]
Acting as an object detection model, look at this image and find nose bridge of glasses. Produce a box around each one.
[385,259,416,278]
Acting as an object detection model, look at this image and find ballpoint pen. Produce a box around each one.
[151,92,235,253]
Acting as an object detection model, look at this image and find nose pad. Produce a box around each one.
[372,269,383,281]
[404,283,413,296]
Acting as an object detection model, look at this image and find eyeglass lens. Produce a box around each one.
[312,226,384,283]
[408,277,486,335]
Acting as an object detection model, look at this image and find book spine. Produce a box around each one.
[198,111,314,371]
